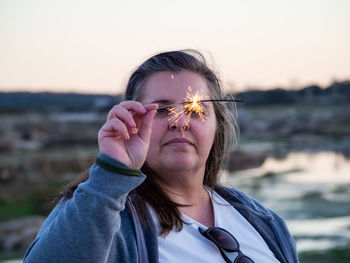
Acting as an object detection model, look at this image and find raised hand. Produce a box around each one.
[98,101,158,169]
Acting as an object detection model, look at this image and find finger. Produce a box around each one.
[129,103,158,135]
[137,107,157,141]
[99,117,130,140]
[144,103,158,111]
[107,101,148,126]
[107,101,146,118]
[119,101,147,115]
[107,105,137,128]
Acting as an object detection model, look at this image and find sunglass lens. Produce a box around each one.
[236,255,254,263]
[209,228,239,251]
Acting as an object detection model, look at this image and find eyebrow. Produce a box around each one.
[151,99,172,104]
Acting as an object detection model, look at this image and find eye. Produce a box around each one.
[156,107,171,116]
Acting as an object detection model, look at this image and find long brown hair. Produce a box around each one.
[59,50,239,236]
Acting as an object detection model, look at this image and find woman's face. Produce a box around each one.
[140,71,217,176]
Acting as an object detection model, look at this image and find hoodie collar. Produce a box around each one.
[214,185,274,220]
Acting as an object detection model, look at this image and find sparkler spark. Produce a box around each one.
[156,86,242,131]
[167,86,208,129]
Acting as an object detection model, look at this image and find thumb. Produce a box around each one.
[137,104,157,141]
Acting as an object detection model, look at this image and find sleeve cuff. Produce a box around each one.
[96,153,142,177]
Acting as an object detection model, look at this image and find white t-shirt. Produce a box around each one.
[149,190,280,263]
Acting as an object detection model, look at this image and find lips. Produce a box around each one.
[164,138,194,146]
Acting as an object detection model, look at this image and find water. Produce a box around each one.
[3,151,349,262]
[224,151,350,255]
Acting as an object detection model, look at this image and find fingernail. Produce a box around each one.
[130,128,138,134]
[144,103,158,110]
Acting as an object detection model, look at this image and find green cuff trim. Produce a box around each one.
[95,157,141,177]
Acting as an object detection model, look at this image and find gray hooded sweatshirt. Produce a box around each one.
[24,153,298,263]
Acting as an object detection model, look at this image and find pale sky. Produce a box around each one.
[1,0,349,94]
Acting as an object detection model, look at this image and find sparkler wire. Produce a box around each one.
[156,99,243,110]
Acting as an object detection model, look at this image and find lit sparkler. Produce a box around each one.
[164,86,208,128]
[157,86,242,130]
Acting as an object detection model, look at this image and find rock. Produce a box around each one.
[227,150,267,171]
[0,216,45,251]
[0,168,12,182]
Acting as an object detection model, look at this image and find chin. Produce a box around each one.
[146,152,203,172]
[163,156,197,170]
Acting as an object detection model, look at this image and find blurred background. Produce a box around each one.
[0,1,349,262]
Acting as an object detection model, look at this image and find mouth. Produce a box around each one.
[164,138,194,146]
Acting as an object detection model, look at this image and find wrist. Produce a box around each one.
[96,153,141,176]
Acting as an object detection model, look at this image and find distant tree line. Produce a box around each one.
[0,92,121,112]
[232,81,350,105]
[0,80,349,112]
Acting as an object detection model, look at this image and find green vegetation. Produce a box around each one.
[324,123,350,134]
[0,200,38,222]
[0,195,52,223]
[0,249,27,261]
[299,248,350,263]
[0,180,69,223]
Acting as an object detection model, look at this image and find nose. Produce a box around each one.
[168,113,190,131]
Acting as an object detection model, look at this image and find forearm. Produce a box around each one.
[24,153,145,263]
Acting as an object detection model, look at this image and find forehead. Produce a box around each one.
[140,71,210,103]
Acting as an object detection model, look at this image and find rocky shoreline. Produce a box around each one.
[0,103,349,255]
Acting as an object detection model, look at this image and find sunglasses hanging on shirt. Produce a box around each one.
[198,227,254,263]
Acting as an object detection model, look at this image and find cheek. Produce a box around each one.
[192,119,217,152]
[204,117,217,140]
[207,129,217,150]
[204,120,217,151]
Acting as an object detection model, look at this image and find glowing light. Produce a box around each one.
[168,86,208,130]
[155,86,242,131]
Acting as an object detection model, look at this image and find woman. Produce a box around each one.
[24,50,298,263]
